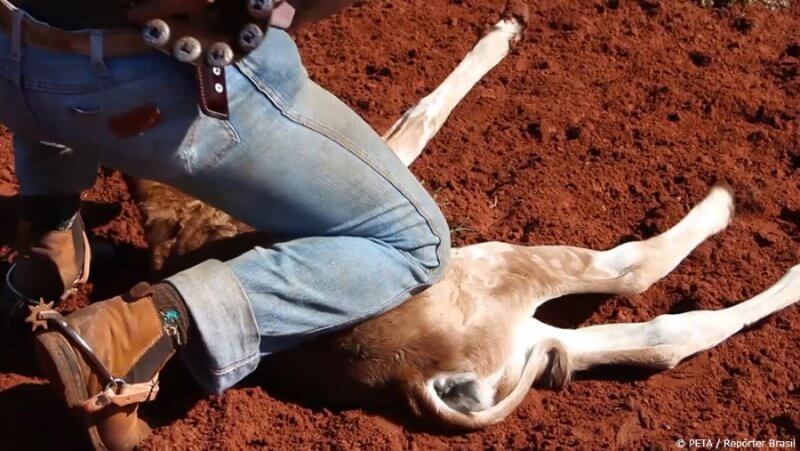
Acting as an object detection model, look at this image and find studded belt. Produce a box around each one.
[0,0,295,120]
[0,0,151,57]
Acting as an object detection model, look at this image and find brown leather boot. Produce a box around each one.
[30,283,186,450]
[1,195,90,325]
[12,213,91,299]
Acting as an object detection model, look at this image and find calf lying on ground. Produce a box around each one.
[129,16,800,429]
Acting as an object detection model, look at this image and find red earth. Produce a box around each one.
[1,0,799,449]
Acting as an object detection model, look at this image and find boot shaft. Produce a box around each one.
[1,195,90,325]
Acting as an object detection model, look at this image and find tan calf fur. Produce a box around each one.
[125,13,800,430]
[133,176,800,430]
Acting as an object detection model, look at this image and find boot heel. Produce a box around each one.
[35,331,106,450]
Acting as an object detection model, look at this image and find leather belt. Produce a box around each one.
[0,0,296,59]
[0,1,296,122]
[0,1,151,58]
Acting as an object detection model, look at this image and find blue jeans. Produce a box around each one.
[0,21,450,393]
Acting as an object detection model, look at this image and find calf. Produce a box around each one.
[128,15,800,429]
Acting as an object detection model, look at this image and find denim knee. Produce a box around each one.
[423,204,452,284]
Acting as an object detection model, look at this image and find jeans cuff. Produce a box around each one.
[166,259,261,394]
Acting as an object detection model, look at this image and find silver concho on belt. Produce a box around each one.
[140,0,284,68]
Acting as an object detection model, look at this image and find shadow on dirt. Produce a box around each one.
[534,293,614,328]
[140,361,208,429]
[87,237,150,302]
[0,382,87,450]
[0,327,39,378]
[0,195,15,249]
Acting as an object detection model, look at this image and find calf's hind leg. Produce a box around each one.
[546,264,800,371]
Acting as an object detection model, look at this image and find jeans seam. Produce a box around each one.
[261,269,432,342]
[235,61,446,271]
[209,352,260,376]
[209,260,261,374]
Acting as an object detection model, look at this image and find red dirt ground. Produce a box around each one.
[1,0,799,449]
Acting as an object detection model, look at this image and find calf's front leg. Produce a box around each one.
[383,18,524,166]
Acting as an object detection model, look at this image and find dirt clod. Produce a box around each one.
[689,50,713,67]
